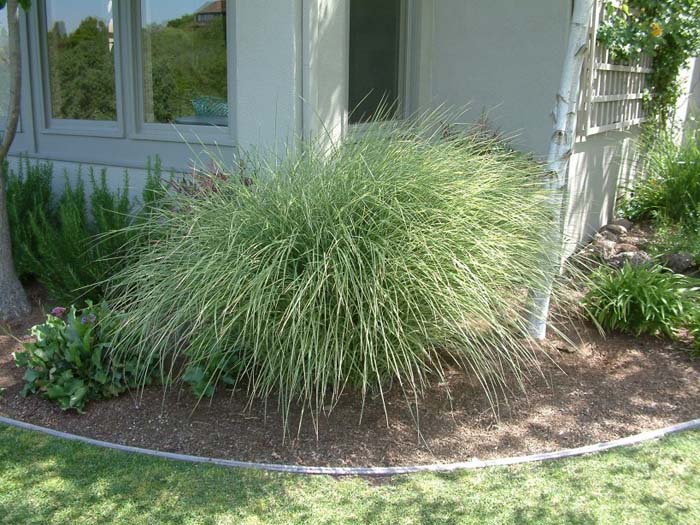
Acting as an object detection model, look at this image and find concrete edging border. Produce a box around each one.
[1,415,699,477]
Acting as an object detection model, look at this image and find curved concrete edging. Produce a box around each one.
[1,415,699,477]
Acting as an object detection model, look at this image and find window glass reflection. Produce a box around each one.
[141,0,228,126]
[45,0,117,121]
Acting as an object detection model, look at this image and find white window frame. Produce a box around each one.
[346,0,413,129]
[34,0,125,138]
[28,0,235,147]
[125,0,235,145]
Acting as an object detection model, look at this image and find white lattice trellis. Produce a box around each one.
[579,1,652,136]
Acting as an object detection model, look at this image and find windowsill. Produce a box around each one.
[40,119,124,138]
[131,121,234,146]
[173,115,228,127]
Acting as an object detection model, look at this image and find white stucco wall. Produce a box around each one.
[6,0,647,255]
[676,57,700,133]
[413,1,641,253]
[234,0,302,152]
[303,0,348,144]
[564,129,640,256]
[4,156,154,220]
[419,0,570,156]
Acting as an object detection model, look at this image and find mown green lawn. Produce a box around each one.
[0,425,698,525]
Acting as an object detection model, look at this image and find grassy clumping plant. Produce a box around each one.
[583,262,700,339]
[106,112,560,432]
[622,127,700,226]
[646,217,700,264]
[6,157,164,303]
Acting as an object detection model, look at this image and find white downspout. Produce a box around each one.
[528,0,595,340]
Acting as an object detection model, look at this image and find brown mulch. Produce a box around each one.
[1,290,699,468]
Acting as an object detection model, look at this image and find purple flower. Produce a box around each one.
[81,313,97,325]
[50,307,67,318]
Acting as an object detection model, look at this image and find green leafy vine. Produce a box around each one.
[597,0,700,126]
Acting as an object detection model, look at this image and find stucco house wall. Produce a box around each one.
[418,0,570,156]
[564,129,640,257]
[411,0,640,253]
[3,0,647,254]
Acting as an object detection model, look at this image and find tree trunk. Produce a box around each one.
[528,0,595,340]
[0,0,30,321]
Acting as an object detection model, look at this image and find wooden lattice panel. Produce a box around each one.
[578,1,652,136]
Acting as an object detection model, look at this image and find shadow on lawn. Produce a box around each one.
[0,426,304,524]
[1,426,699,524]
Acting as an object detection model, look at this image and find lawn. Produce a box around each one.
[0,425,698,524]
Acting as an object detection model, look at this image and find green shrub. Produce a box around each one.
[646,218,700,263]
[5,157,53,278]
[622,129,700,226]
[6,157,164,303]
[13,303,153,412]
[583,263,699,338]
[105,114,560,430]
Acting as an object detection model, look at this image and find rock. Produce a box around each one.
[602,223,628,236]
[556,343,577,354]
[593,239,617,259]
[595,230,619,243]
[608,251,653,269]
[611,218,634,230]
[618,235,644,247]
[661,253,696,274]
[614,243,640,254]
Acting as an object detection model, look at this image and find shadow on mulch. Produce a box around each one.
[1,288,699,468]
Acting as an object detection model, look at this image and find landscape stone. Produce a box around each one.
[618,235,644,247]
[662,253,696,274]
[592,239,617,258]
[614,243,639,254]
[611,218,634,230]
[603,223,628,236]
[608,251,652,269]
[597,230,619,242]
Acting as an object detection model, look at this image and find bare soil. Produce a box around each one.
[1,289,699,467]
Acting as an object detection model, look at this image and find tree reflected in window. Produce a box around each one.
[141,0,228,126]
[45,1,116,121]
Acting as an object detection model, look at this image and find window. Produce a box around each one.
[140,0,228,127]
[44,0,117,121]
[348,0,404,124]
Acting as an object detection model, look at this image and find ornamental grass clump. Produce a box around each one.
[106,114,559,431]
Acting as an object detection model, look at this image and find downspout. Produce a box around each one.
[528,0,595,340]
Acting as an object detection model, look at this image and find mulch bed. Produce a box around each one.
[1,288,699,468]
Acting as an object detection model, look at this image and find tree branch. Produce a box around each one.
[0,0,21,161]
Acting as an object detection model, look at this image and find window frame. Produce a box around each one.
[346,0,412,128]
[28,0,235,147]
[126,0,235,145]
[34,0,125,138]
